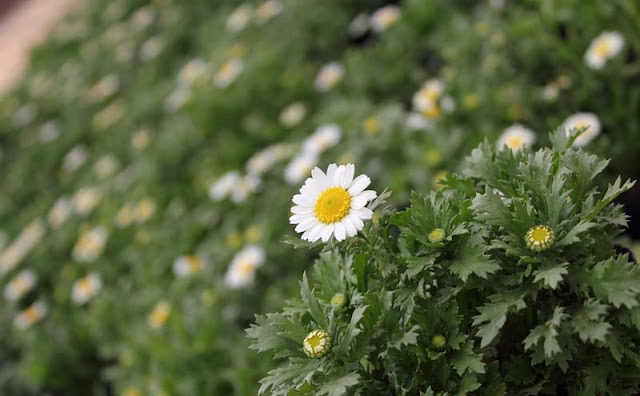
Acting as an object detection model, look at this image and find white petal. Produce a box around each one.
[291,205,314,214]
[343,217,358,237]
[321,224,335,242]
[351,196,368,210]
[348,175,371,195]
[290,213,314,224]
[353,208,373,220]
[342,164,355,188]
[304,223,324,242]
[333,165,345,187]
[326,164,337,182]
[292,194,314,206]
[349,214,364,230]
[335,222,346,241]
[295,217,318,232]
[357,190,377,202]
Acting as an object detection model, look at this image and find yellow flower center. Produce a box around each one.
[306,333,323,349]
[187,256,202,272]
[237,259,254,277]
[506,136,523,149]
[594,40,612,57]
[530,227,550,243]
[314,187,351,224]
[24,306,40,322]
[303,329,332,358]
[423,105,441,119]
[78,278,93,294]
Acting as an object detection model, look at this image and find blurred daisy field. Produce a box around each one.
[0,0,639,395]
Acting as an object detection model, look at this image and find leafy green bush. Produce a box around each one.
[249,130,639,395]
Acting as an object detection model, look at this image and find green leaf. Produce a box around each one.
[533,262,568,289]
[391,324,421,350]
[473,291,528,347]
[584,177,636,222]
[523,306,567,358]
[456,373,481,396]
[580,255,640,308]
[449,239,500,282]
[301,272,328,329]
[555,221,597,248]
[572,299,612,343]
[316,372,360,396]
[452,343,486,376]
[258,359,323,395]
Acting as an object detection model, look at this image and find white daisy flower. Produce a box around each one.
[71,187,103,215]
[302,124,342,154]
[255,0,283,24]
[370,5,401,33]
[496,124,536,152]
[131,128,152,151]
[12,104,37,127]
[72,226,109,262]
[178,58,209,87]
[563,112,601,147]
[231,174,261,203]
[164,87,191,113]
[39,121,60,142]
[290,163,377,242]
[139,36,165,61]
[585,31,624,70]
[209,171,241,201]
[440,96,456,113]
[214,58,244,88]
[412,79,445,115]
[224,245,265,288]
[4,270,37,301]
[48,197,73,229]
[284,151,318,185]
[92,101,124,130]
[227,4,252,32]
[13,301,47,330]
[71,272,102,305]
[280,102,307,127]
[246,146,278,175]
[314,62,344,92]
[148,301,171,329]
[0,221,45,275]
[173,255,206,278]
[62,145,89,172]
[115,203,135,228]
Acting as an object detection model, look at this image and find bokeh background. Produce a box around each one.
[0,0,639,395]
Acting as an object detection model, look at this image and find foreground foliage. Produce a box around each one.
[249,131,639,395]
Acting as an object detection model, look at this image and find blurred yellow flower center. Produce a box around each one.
[424,105,441,119]
[594,40,612,57]
[187,256,202,272]
[78,278,93,294]
[314,187,351,224]
[24,306,39,322]
[506,136,523,149]
[237,259,254,277]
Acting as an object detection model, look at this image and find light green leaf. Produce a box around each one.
[449,240,500,282]
[533,263,568,289]
[316,372,360,396]
[452,343,486,376]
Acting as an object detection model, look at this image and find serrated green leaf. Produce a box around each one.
[523,306,567,358]
[316,372,360,396]
[533,263,568,289]
[452,343,486,376]
[301,272,328,329]
[572,299,612,343]
[449,240,500,282]
[580,255,640,308]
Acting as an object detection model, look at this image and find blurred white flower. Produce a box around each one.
[164,88,191,113]
[115,204,135,228]
[290,163,377,242]
[563,112,601,147]
[139,36,165,61]
[314,62,344,92]
[231,174,261,203]
[412,79,445,118]
[39,121,60,142]
[405,112,434,131]
[348,13,370,38]
[93,101,124,130]
[302,124,342,155]
[115,41,135,64]
[370,5,401,33]
[72,272,102,305]
[62,145,89,172]
[134,198,156,224]
[94,155,120,179]
[173,255,206,278]
[255,0,283,24]
[497,124,536,152]
[148,301,171,329]
[130,6,155,31]
[585,31,624,70]
[12,104,37,126]
[13,301,46,330]
[0,220,45,275]
[209,171,241,201]
[284,151,318,185]
[214,58,244,88]
[224,245,265,288]
[131,128,152,151]
[72,226,108,262]
[280,102,307,127]
[71,187,103,215]
[178,58,209,86]
[4,270,37,301]
[48,197,73,229]
[227,4,252,32]
[73,226,108,262]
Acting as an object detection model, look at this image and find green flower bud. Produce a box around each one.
[428,228,446,243]
[303,329,332,358]
[525,225,555,252]
[330,293,346,308]
[432,334,447,349]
